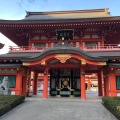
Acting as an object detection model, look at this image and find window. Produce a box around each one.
[57,30,73,40]
[116,76,120,90]
[34,43,46,49]
[85,42,98,47]
[83,35,90,39]
[85,42,98,48]
[0,76,16,88]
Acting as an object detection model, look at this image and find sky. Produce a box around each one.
[0,0,120,54]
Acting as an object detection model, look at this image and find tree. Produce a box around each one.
[17,0,36,7]
[17,0,46,7]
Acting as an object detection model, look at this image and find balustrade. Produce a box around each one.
[9,44,120,53]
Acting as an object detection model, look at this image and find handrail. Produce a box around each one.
[9,44,120,53]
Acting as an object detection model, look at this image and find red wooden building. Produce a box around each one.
[0,8,120,99]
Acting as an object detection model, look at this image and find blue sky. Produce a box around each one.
[0,0,120,53]
[0,0,120,20]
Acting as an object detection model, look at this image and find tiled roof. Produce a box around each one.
[23,8,111,20]
[20,43,107,62]
[0,64,21,68]
[88,51,120,58]
[0,51,120,60]
[108,63,120,68]
[0,52,38,59]
[0,48,107,62]
[0,8,120,24]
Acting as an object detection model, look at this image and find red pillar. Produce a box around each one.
[22,75,27,96]
[103,75,106,96]
[27,77,31,96]
[108,70,116,96]
[16,68,22,95]
[26,69,31,97]
[80,66,86,99]
[73,42,76,47]
[43,66,49,98]
[33,72,38,95]
[88,79,91,89]
[101,39,104,46]
[103,70,109,96]
[48,42,51,48]
[98,71,103,96]
[80,41,82,48]
[105,75,109,96]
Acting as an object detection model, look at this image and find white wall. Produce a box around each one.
[0,33,17,54]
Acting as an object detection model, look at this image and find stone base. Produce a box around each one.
[0,89,11,95]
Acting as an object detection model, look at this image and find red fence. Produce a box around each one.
[9,44,120,53]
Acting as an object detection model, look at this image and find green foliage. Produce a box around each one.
[0,95,25,117]
[102,96,120,119]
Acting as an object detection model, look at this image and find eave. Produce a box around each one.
[0,16,120,24]
[0,16,120,46]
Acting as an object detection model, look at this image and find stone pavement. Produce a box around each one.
[0,96,117,120]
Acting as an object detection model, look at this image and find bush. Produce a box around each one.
[102,96,120,119]
[0,95,25,117]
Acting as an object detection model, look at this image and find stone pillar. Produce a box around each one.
[98,71,103,96]
[33,72,38,95]
[80,66,86,99]
[43,66,49,98]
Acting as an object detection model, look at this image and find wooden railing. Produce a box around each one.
[9,44,120,53]
[79,44,120,51]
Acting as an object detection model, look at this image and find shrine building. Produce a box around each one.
[0,8,120,99]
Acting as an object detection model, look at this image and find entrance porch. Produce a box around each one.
[16,43,107,99]
[25,57,104,99]
[50,69,81,97]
